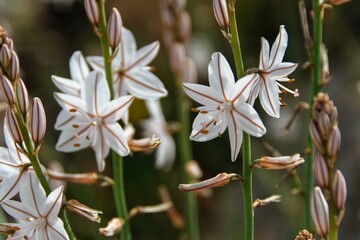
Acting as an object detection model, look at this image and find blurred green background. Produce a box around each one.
[1,0,360,239]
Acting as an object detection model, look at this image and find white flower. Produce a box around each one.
[248,25,298,118]
[54,70,134,172]
[1,174,69,240]
[142,100,175,170]
[0,120,35,202]
[87,27,168,100]
[183,52,266,161]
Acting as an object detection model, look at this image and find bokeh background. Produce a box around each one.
[0,0,360,239]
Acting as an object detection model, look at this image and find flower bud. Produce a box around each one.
[15,78,29,117]
[314,151,329,187]
[327,126,341,161]
[251,153,304,170]
[310,120,324,154]
[170,43,185,75]
[178,11,191,42]
[213,0,229,29]
[159,2,174,29]
[5,108,22,144]
[183,57,198,83]
[107,8,123,49]
[84,0,100,26]
[178,172,240,191]
[0,26,7,45]
[99,218,125,237]
[333,170,347,211]
[0,44,11,68]
[0,75,15,106]
[67,199,102,223]
[318,112,331,140]
[6,39,13,50]
[9,51,20,82]
[311,187,329,237]
[30,98,46,146]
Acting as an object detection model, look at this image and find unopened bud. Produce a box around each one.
[314,151,329,187]
[30,98,46,145]
[6,39,13,51]
[99,218,125,237]
[251,154,304,170]
[5,108,22,144]
[185,160,203,179]
[178,12,191,42]
[9,51,20,81]
[128,135,161,152]
[84,0,100,26]
[213,0,229,29]
[108,8,123,49]
[183,58,198,83]
[172,0,186,14]
[318,112,331,140]
[159,2,174,29]
[327,126,340,161]
[0,26,7,45]
[311,187,329,237]
[0,44,11,68]
[310,120,324,154]
[15,78,29,117]
[333,170,347,211]
[253,195,282,208]
[0,76,15,106]
[67,199,102,223]
[178,172,240,191]
[128,202,172,218]
[170,43,185,74]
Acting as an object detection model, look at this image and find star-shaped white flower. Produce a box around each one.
[87,27,168,100]
[248,25,298,118]
[183,52,266,161]
[54,70,134,171]
[0,120,35,202]
[1,174,69,240]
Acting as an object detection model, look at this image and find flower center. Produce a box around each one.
[91,116,103,126]
[219,101,232,112]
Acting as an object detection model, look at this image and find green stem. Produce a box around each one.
[327,164,338,240]
[175,75,200,240]
[304,0,322,229]
[96,1,131,239]
[112,153,131,240]
[227,1,252,239]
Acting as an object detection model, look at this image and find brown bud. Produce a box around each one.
[213,0,229,29]
[67,199,102,223]
[294,229,314,240]
[314,151,329,187]
[0,44,11,68]
[0,75,15,106]
[9,51,20,82]
[84,0,100,25]
[311,187,329,237]
[333,170,347,211]
[15,78,29,117]
[178,11,191,42]
[107,8,123,49]
[5,108,22,144]
[327,125,341,161]
[30,98,46,145]
[178,172,240,191]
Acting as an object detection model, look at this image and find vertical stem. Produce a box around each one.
[96,1,131,239]
[305,0,322,229]
[175,75,200,240]
[227,1,252,239]
[327,164,338,240]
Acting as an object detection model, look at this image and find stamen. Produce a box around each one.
[277,82,299,97]
[72,124,79,128]
[73,143,81,147]
[191,108,199,112]
[200,129,209,134]
[200,110,208,114]
[69,108,77,113]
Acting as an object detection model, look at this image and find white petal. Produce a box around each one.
[190,111,227,142]
[116,27,137,68]
[54,110,78,130]
[43,185,63,218]
[0,172,27,202]
[85,71,110,115]
[125,70,168,99]
[208,52,235,100]
[259,76,281,118]
[113,75,129,98]
[155,130,175,171]
[232,103,266,137]
[20,173,47,216]
[34,227,47,240]
[92,126,110,172]
[1,199,35,219]
[125,41,159,71]
[229,73,258,103]
[247,77,262,106]
[53,93,87,114]
[51,76,81,96]
[101,95,134,123]
[46,218,69,240]
[226,112,243,162]
[268,25,288,69]
[55,127,93,152]
[259,37,270,69]
[145,100,166,122]
[69,51,90,84]
[266,62,297,80]
[102,123,130,157]
[183,83,222,106]
[86,56,105,72]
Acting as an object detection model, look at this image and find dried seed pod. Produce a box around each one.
[0,75,15,106]
[314,151,329,187]
[9,51,20,82]
[84,0,100,26]
[15,78,29,117]
[30,97,46,146]
[107,8,123,49]
[213,0,229,29]
[333,170,347,211]
[5,108,22,144]
[311,187,329,238]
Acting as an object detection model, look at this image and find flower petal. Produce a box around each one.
[102,123,130,157]
[116,27,137,68]
[247,77,262,106]
[259,76,280,118]
[92,126,110,172]
[86,56,105,72]
[53,93,87,114]
[268,25,288,69]
[1,199,35,220]
[266,62,298,80]
[101,95,134,123]
[125,41,159,71]
[232,102,266,137]
[259,37,270,69]
[113,75,128,98]
[229,73,258,103]
[44,185,63,218]
[20,173,47,216]
[0,173,25,202]
[208,52,235,101]
[190,111,227,142]
[69,51,90,84]
[85,71,110,115]
[51,76,81,96]
[46,218,69,240]
[183,83,222,106]
[55,127,93,152]
[226,111,243,162]
[125,70,168,99]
